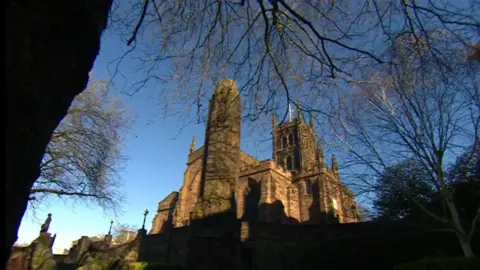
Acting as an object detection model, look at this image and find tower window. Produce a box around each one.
[277,136,282,149]
[332,198,338,210]
[306,180,313,195]
[286,156,293,171]
[277,152,284,168]
[288,134,294,145]
[282,136,287,148]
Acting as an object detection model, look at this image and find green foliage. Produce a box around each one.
[374,158,434,220]
[394,257,480,270]
[91,257,108,269]
[127,262,148,270]
[125,261,184,270]
[448,142,480,184]
[374,145,480,223]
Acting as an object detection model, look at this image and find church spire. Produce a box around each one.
[189,136,196,154]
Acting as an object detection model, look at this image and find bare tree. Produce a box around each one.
[107,0,478,130]
[6,0,114,260]
[29,76,132,214]
[112,223,138,246]
[6,0,478,260]
[329,34,480,257]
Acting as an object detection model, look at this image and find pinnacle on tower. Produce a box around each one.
[332,154,339,177]
[296,100,302,121]
[315,140,324,168]
[316,141,323,159]
[272,112,277,129]
[189,136,196,154]
[288,102,294,122]
[309,111,315,129]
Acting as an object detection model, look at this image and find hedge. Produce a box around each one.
[394,257,480,270]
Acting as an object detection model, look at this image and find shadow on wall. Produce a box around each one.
[190,195,238,228]
[307,180,338,225]
[137,206,480,270]
[162,196,179,234]
[242,178,260,222]
[241,179,337,225]
[241,178,298,224]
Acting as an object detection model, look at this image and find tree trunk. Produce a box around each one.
[6,0,113,265]
[446,199,476,258]
[458,235,475,258]
[437,162,476,258]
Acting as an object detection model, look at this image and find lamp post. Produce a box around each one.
[108,218,114,235]
[142,209,149,230]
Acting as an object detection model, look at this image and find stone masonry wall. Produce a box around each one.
[150,192,179,234]
[286,185,300,222]
[150,79,360,230]
[239,151,261,172]
[173,156,203,227]
[194,79,241,218]
[296,122,317,172]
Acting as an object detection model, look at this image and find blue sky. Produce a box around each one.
[15,27,275,254]
[16,29,204,253]
[15,2,477,254]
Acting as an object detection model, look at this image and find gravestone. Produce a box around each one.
[29,234,57,270]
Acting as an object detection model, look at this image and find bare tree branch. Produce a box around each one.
[31,76,132,215]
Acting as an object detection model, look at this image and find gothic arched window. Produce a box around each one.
[282,136,287,148]
[332,198,338,210]
[288,134,294,145]
[277,152,284,168]
[286,156,293,171]
[277,137,282,149]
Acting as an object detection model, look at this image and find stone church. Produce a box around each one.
[150,79,359,234]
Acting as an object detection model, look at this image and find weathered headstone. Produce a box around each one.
[29,234,57,270]
[76,256,101,270]
[104,234,112,247]
[65,236,91,264]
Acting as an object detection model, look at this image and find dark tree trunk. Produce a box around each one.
[6,0,113,265]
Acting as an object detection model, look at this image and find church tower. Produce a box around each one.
[193,79,241,219]
[272,102,319,173]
